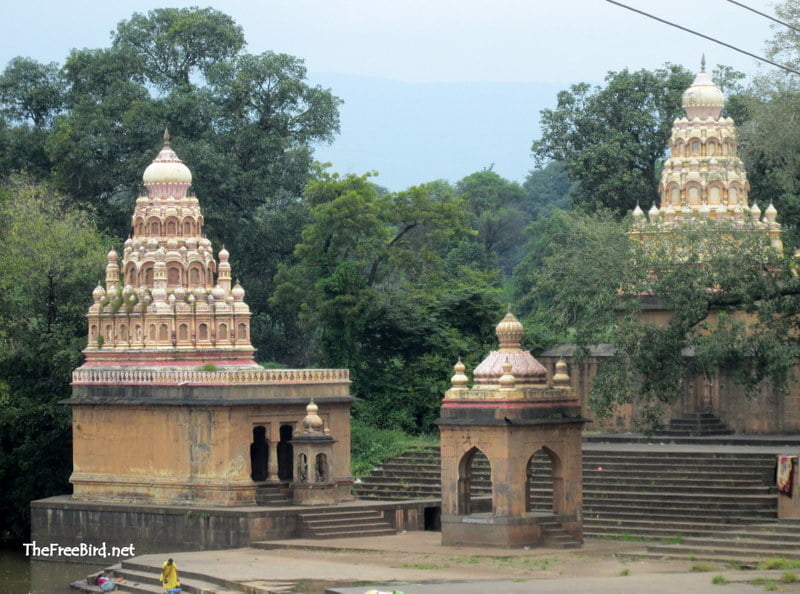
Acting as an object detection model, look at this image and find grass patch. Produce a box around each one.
[659,535,683,545]
[711,575,729,585]
[398,562,450,570]
[198,363,218,372]
[450,556,482,564]
[619,568,630,576]
[757,557,800,570]
[597,533,647,542]
[691,563,715,572]
[782,572,799,583]
[350,419,438,477]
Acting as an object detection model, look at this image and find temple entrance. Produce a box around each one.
[250,425,268,481]
[277,424,294,481]
[526,447,556,513]
[457,447,492,515]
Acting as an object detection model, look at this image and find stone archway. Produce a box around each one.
[457,447,492,516]
[526,447,560,514]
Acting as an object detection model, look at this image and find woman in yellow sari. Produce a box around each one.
[160,558,180,591]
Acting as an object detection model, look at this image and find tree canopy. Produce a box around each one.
[531,64,693,216]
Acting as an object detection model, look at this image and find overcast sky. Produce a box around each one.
[0,1,784,188]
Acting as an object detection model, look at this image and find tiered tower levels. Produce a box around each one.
[83,133,255,366]
[631,62,783,253]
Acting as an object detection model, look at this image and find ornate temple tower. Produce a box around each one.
[84,131,255,366]
[67,134,354,506]
[629,58,783,253]
[438,312,587,548]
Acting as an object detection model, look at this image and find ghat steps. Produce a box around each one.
[354,445,778,540]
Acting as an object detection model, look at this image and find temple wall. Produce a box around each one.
[540,355,800,434]
[70,382,352,505]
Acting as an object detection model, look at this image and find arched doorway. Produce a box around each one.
[250,426,268,481]
[526,447,557,513]
[457,447,492,515]
[277,424,294,481]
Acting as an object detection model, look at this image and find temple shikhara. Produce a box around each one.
[541,61,800,435]
[629,58,783,253]
[83,132,256,366]
[64,132,355,507]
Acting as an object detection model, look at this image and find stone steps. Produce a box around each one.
[71,560,256,594]
[297,509,396,539]
[254,483,292,506]
[644,520,800,561]
[354,445,779,541]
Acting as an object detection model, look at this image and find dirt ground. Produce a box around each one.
[132,532,800,593]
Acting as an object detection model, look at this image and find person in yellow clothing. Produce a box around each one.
[160,558,180,592]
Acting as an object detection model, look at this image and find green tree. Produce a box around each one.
[522,160,574,220]
[0,177,107,543]
[272,171,503,431]
[517,209,796,427]
[455,170,527,274]
[111,7,245,90]
[531,65,693,216]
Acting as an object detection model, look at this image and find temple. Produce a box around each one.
[628,58,783,253]
[438,312,587,548]
[539,61,800,434]
[83,131,256,367]
[66,132,355,506]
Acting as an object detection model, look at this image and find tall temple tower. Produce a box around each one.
[629,58,783,253]
[67,134,354,506]
[83,131,255,366]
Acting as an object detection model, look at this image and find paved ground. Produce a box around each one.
[128,531,800,594]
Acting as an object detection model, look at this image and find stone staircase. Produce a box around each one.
[642,519,800,563]
[297,508,397,539]
[354,445,778,540]
[255,483,292,505]
[72,559,292,593]
[656,410,733,437]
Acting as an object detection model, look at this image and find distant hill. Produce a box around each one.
[309,73,566,191]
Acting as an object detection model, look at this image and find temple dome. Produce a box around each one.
[142,130,192,186]
[682,68,724,120]
[473,312,547,386]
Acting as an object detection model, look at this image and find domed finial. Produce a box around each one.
[499,358,516,389]
[302,399,325,434]
[496,311,524,350]
[163,127,171,147]
[451,359,469,389]
[553,358,571,387]
[701,53,706,73]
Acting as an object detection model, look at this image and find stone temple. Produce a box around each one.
[540,61,800,434]
[59,132,355,508]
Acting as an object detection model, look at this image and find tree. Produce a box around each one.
[532,65,693,216]
[522,160,574,221]
[516,209,797,427]
[0,177,107,543]
[111,7,245,90]
[455,170,527,274]
[272,171,504,432]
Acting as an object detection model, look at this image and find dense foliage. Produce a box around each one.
[0,177,107,542]
[3,0,800,544]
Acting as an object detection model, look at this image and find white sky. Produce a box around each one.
[1,0,779,83]
[0,1,785,188]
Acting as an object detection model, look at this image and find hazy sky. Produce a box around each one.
[0,1,784,188]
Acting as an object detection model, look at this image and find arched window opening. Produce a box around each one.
[526,448,556,514]
[250,426,269,481]
[278,424,294,481]
[457,447,492,516]
[315,453,329,483]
